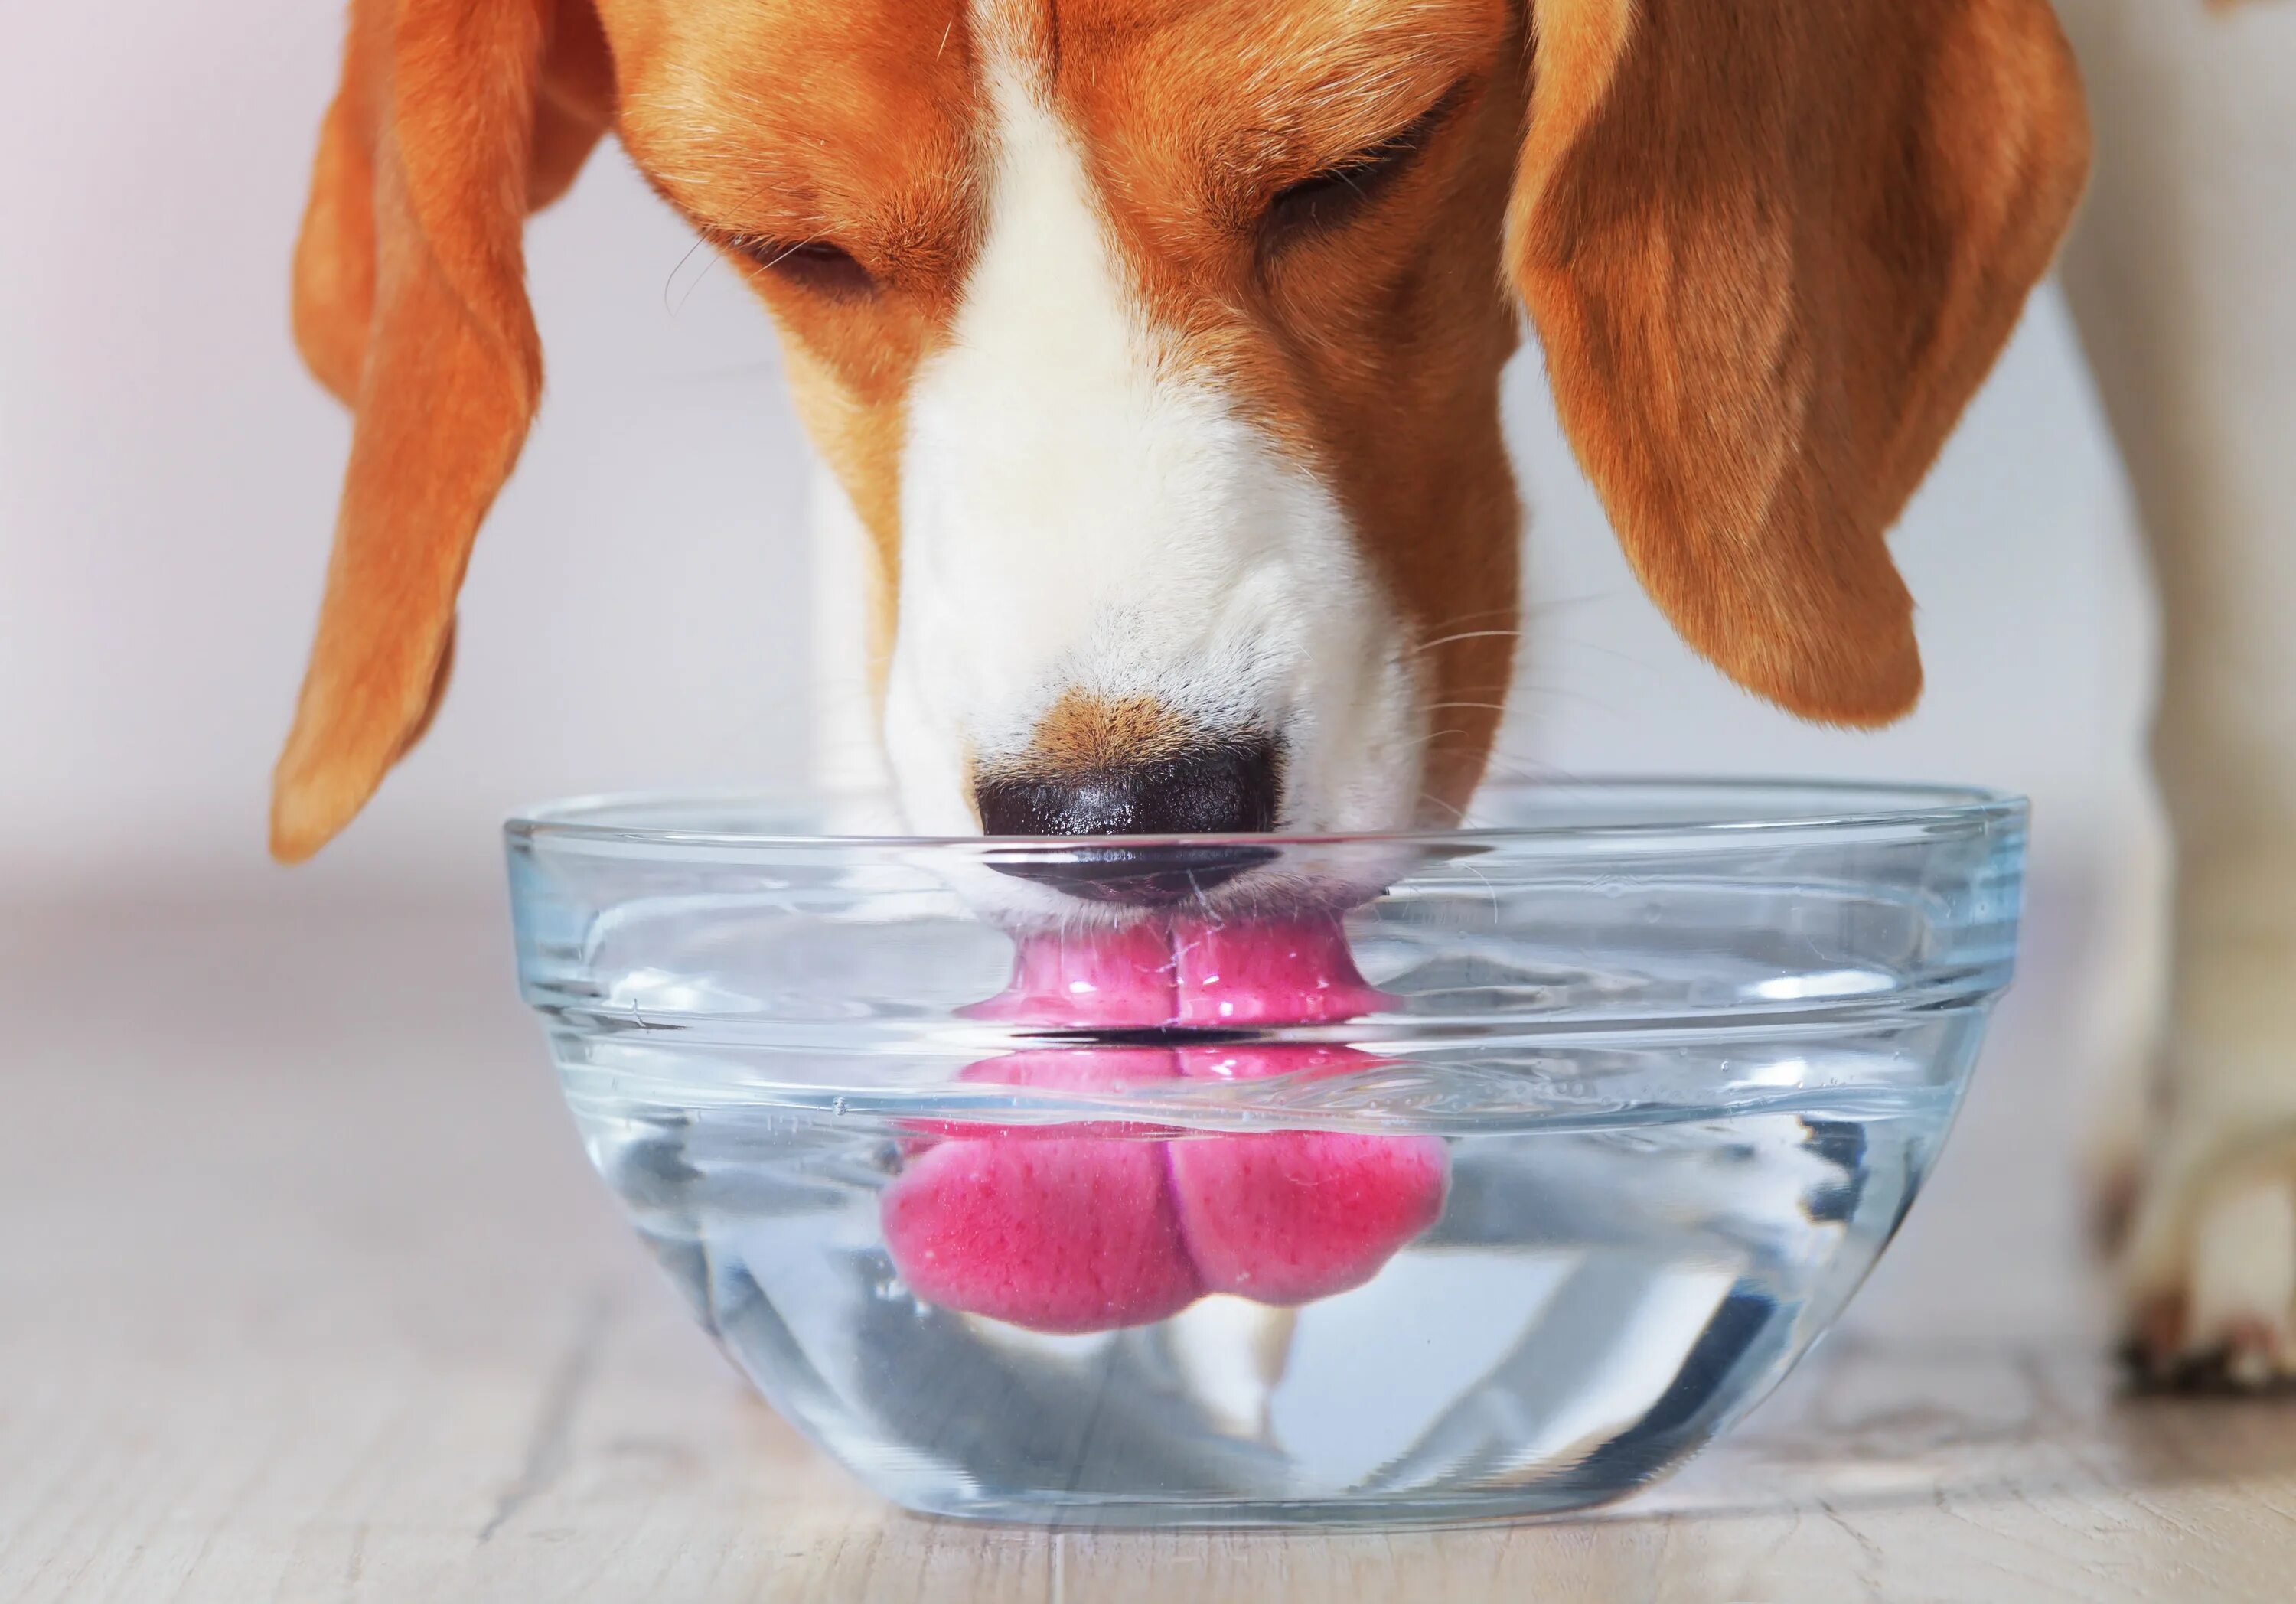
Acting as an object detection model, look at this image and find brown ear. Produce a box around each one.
[272,0,612,862]
[1511,0,2089,725]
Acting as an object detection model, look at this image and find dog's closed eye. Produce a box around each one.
[1261,90,1460,246]
[732,236,876,299]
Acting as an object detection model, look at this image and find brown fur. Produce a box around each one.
[1513,0,2090,725]
[273,0,613,860]
[1049,2,1525,816]
[611,0,985,708]
[1026,692,1202,775]
[273,0,2088,858]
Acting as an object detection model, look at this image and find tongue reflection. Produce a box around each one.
[882,915,1448,1334]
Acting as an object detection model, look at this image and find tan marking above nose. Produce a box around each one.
[1024,690,1200,774]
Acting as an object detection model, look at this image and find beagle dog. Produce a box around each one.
[272,0,2087,859]
[273,0,2108,1328]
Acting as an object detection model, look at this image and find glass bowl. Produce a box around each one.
[506,779,2024,1527]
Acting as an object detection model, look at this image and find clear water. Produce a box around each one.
[565,1069,1960,1525]
[514,782,2022,1523]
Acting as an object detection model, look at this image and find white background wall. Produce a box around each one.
[1,2,2154,908]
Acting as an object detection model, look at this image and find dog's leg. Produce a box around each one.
[2118,871,2296,1384]
[2056,0,2296,1384]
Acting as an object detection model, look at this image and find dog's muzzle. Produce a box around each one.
[977,736,1282,906]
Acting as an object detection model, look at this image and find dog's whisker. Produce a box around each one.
[1500,680,1631,716]
[756,232,831,271]
[1410,628,1521,656]
[1520,591,1619,617]
[663,236,713,315]
[1519,635,1665,670]
[1480,753,1586,782]
[1415,790,1471,825]
[1414,607,1524,634]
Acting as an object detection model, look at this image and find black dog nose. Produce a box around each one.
[977,737,1282,905]
[979,738,1280,837]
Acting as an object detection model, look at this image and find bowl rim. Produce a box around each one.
[504,776,2027,853]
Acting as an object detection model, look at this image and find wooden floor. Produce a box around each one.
[5,882,2292,1603]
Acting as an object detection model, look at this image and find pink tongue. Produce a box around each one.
[1168,918,1394,1027]
[879,1051,1203,1334]
[961,918,1183,1027]
[882,914,1449,1332]
[1169,1045,1447,1308]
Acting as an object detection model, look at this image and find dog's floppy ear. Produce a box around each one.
[1510,0,2089,725]
[272,0,612,862]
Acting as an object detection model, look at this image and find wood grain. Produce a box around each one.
[3,885,2291,1602]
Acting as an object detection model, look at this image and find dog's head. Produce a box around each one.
[270,0,2086,863]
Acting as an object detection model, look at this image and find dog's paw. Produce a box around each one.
[2121,1133,2296,1390]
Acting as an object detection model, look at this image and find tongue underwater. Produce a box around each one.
[882,914,1448,1334]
